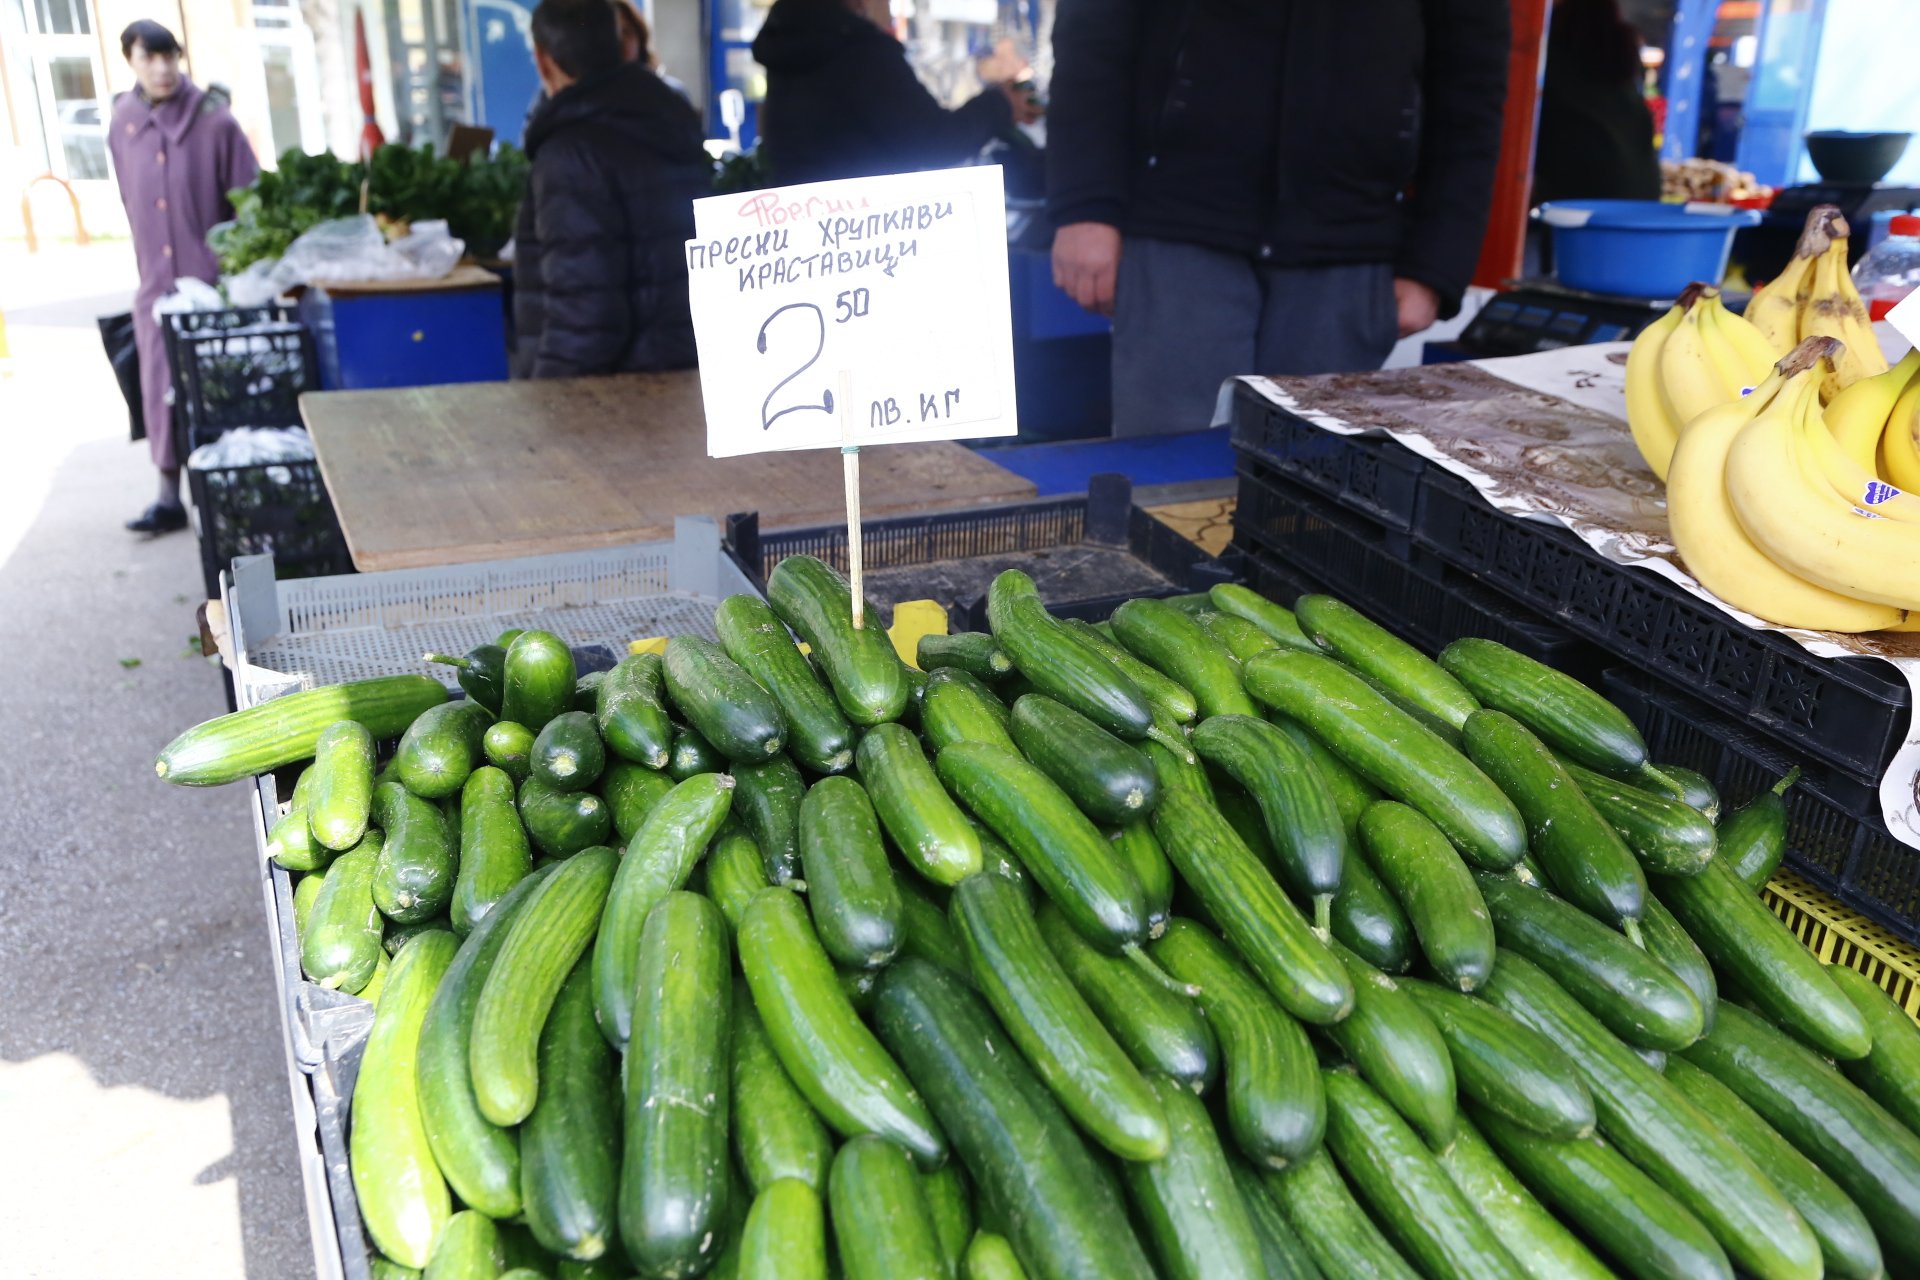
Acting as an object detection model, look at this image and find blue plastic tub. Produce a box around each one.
[1538,200,1761,299]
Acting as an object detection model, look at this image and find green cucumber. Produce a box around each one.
[1560,758,1717,877]
[1400,978,1594,1139]
[667,723,725,778]
[1008,693,1159,825]
[717,593,855,774]
[596,653,674,770]
[962,1232,1029,1280]
[422,643,507,717]
[837,964,882,1014]
[1266,715,1377,833]
[921,667,1018,754]
[1655,859,1869,1059]
[739,1179,826,1280]
[951,871,1169,1161]
[308,719,377,851]
[663,634,787,765]
[1209,583,1316,652]
[916,631,1014,682]
[1724,770,1799,889]
[921,1163,973,1276]
[572,671,605,714]
[372,781,457,924]
[1478,873,1703,1051]
[987,570,1152,738]
[594,773,734,1049]
[301,830,385,992]
[731,984,832,1194]
[1830,964,1920,1134]
[470,846,619,1125]
[1110,596,1256,719]
[1108,822,1173,936]
[1225,1158,1323,1280]
[871,956,1157,1280]
[935,741,1152,954]
[422,1208,502,1280]
[897,877,972,982]
[1061,615,1199,723]
[1322,942,1457,1148]
[1245,649,1526,870]
[1358,800,1494,991]
[518,777,611,858]
[1330,846,1414,974]
[382,917,446,957]
[1666,1056,1884,1280]
[1143,733,1211,800]
[522,959,620,1261]
[1150,782,1353,1024]
[767,555,908,726]
[393,701,492,800]
[352,929,458,1269]
[1438,638,1649,776]
[293,866,326,934]
[1437,1116,1613,1280]
[268,784,328,872]
[799,775,902,968]
[1151,918,1323,1167]
[481,721,534,784]
[1657,764,1721,818]
[1640,892,1718,1032]
[1265,1149,1419,1280]
[1475,1109,1732,1280]
[500,630,576,731]
[856,723,982,886]
[450,767,531,936]
[702,827,770,931]
[1465,710,1647,929]
[830,1135,948,1280]
[620,892,731,1279]
[1037,901,1215,1092]
[371,1257,421,1280]
[1122,1074,1268,1280]
[155,674,448,787]
[1190,714,1344,928]
[600,761,675,845]
[1482,950,1823,1280]
[1297,595,1480,732]
[531,710,606,792]
[1321,1067,1527,1280]
[731,755,805,885]
[1197,609,1282,662]
[738,888,945,1166]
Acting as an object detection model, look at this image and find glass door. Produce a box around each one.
[4,0,112,182]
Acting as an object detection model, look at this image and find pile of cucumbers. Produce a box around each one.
[155,557,1920,1280]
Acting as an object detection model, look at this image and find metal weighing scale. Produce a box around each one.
[1424,281,1671,363]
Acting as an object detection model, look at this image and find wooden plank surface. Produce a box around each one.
[301,372,1037,571]
[315,263,502,297]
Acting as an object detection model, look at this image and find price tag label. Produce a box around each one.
[1890,288,1920,356]
[686,165,1018,458]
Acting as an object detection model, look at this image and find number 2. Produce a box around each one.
[758,303,832,432]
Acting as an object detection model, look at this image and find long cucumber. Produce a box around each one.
[767,555,908,726]
[1209,583,1316,651]
[987,570,1153,738]
[730,981,833,1194]
[856,723,982,886]
[1264,1148,1419,1280]
[1357,800,1494,991]
[1830,964,1920,1135]
[1438,637,1651,777]
[1400,978,1594,1141]
[799,775,902,969]
[716,592,854,774]
[1190,714,1344,929]
[1437,1115,1614,1280]
[1322,941,1457,1148]
[1295,594,1480,732]
[1224,1158,1323,1280]
[1121,1075,1268,1280]
[1110,597,1256,719]
[1037,902,1215,1092]
[1561,757,1717,877]
[521,958,620,1261]
[829,1135,949,1280]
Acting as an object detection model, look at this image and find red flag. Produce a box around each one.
[356,8,384,161]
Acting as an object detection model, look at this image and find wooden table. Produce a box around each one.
[301,372,1037,571]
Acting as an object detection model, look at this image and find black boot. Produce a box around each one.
[127,501,188,534]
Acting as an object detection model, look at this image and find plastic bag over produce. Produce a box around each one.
[224,214,465,306]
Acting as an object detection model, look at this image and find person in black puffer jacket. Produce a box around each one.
[512,0,714,379]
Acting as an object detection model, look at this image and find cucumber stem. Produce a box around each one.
[1638,763,1683,797]
[1122,942,1200,998]
[1622,917,1646,950]
[1772,766,1803,797]
[1312,893,1333,939]
[421,650,473,671]
[1145,722,1196,764]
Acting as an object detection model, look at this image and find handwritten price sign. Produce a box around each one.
[686,166,1018,459]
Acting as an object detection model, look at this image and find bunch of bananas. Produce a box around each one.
[1748,204,1889,396]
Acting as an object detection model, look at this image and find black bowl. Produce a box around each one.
[1804,131,1912,185]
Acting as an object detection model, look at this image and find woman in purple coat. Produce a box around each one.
[107,20,259,534]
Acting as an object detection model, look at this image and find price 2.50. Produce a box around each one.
[757,289,874,432]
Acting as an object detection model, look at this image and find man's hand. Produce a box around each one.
[1053,222,1122,316]
[1393,277,1441,338]
[999,81,1044,127]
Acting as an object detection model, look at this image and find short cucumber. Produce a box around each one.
[518,776,612,859]
[1109,822,1174,936]
[600,760,675,845]
[1724,770,1799,889]
[1830,964,1920,1134]
[1150,783,1353,1024]
[268,781,329,872]
[1666,1056,1884,1280]
[501,629,577,731]
[962,1232,1030,1280]
[301,830,385,992]
[1061,615,1200,723]
[1437,1115,1614,1280]
[351,929,458,1269]
[1330,842,1414,973]
[663,634,787,764]
[1640,891,1718,1032]
[1245,649,1527,870]
[1110,596,1256,719]
[1009,693,1159,825]
[730,755,805,884]
[572,670,604,714]
[1322,942,1457,1148]
[382,917,445,957]
[668,723,725,779]
[1209,583,1316,652]
[1037,901,1215,1092]
[292,866,326,935]
[1475,1108,1732,1280]
[738,888,945,1167]
[393,701,492,801]
[1152,918,1323,1168]
[521,959,620,1261]
[701,826,770,931]
[422,1208,503,1280]
[1464,710,1647,930]
[1656,764,1721,818]
[871,957,1157,1280]
[372,781,458,924]
[1296,594,1480,732]
[717,593,855,774]
[1561,757,1718,877]
[595,653,674,770]
[470,846,619,1126]
[1265,1149,1420,1280]
[594,773,734,1050]
[916,631,1014,682]
[799,775,902,969]
[856,723,982,886]
[739,1179,826,1280]
[530,710,606,793]
[155,674,447,787]
[1122,1074,1269,1280]
[896,877,972,983]
[308,719,377,851]
[1197,609,1282,662]
[732,984,833,1194]
[422,643,507,717]
[1358,800,1494,992]
[1400,978,1595,1140]
[449,767,531,936]
[829,1135,948,1280]
[987,570,1153,738]
[767,555,908,726]
[921,1163,973,1275]
[1321,1067,1528,1280]
[620,892,732,1279]
[481,721,534,784]
[1438,637,1649,776]
[921,667,1018,754]
[1191,715,1344,927]
[1654,858,1869,1060]
[951,872,1169,1161]
[1225,1158,1324,1280]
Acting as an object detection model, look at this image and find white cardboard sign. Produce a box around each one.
[686,165,1019,459]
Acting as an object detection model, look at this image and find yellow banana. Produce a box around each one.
[1625,300,1687,479]
[1800,231,1888,397]
[1745,241,1816,356]
[1666,357,1902,631]
[1660,298,1742,426]
[1725,364,1920,610]
[1705,292,1782,389]
[1825,348,1920,472]
[1795,375,1920,523]
[1880,375,1920,493]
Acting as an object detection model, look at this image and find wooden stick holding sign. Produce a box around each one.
[837,369,866,630]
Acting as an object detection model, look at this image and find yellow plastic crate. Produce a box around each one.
[1764,867,1920,1022]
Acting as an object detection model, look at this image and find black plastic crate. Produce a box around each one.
[1604,668,1920,946]
[163,307,310,455]
[1415,467,1910,782]
[1228,380,1428,531]
[189,458,353,603]
[725,474,1232,629]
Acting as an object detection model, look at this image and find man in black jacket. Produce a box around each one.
[513,0,714,379]
[1048,0,1510,434]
